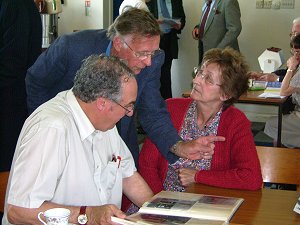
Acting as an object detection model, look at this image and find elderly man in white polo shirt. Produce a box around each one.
[3,55,153,225]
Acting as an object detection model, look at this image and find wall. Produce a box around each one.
[56,0,298,122]
[172,0,299,121]
[57,0,112,35]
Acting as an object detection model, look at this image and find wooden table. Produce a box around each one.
[238,91,287,147]
[187,184,300,225]
[182,90,287,147]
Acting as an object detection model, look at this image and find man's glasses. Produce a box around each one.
[290,48,300,55]
[112,99,135,116]
[193,67,221,86]
[121,37,161,60]
[289,32,299,38]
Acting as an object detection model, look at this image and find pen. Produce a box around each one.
[117,156,121,168]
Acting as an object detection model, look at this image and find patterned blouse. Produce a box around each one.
[163,101,222,192]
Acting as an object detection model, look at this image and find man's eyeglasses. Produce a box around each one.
[193,67,221,86]
[112,99,135,116]
[121,37,161,60]
[290,48,300,55]
[289,32,299,38]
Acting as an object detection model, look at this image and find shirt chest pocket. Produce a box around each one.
[98,161,123,203]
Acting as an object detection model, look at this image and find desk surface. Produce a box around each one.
[182,90,287,104]
[238,91,287,104]
[186,184,300,225]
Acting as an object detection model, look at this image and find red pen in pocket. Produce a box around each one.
[117,156,121,168]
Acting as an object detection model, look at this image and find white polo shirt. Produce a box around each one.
[3,90,136,225]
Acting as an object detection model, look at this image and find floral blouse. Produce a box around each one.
[163,101,222,192]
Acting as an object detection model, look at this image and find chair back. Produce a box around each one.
[256,146,300,191]
[0,171,9,213]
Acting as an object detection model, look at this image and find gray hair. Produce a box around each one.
[72,54,134,103]
[107,8,161,40]
[293,17,300,24]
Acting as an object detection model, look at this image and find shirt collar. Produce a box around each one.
[66,90,97,141]
[105,41,112,56]
[202,0,216,10]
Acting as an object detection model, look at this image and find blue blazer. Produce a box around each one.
[26,29,181,164]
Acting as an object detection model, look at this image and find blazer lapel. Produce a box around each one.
[204,0,221,35]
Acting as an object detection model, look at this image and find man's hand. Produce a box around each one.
[172,22,182,30]
[249,71,279,82]
[87,204,126,225]
[192,27,200,40]
[177,168,197,187]
[175,136,225,160]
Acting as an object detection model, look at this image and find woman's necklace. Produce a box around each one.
[198,112,215,129]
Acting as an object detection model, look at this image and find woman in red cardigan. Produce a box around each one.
[138,48,263,195]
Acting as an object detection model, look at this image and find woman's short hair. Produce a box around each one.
[202,47,249,108]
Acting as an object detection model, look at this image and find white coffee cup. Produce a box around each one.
[38,208,70,225]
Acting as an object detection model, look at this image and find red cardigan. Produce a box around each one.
[138,98,263,193]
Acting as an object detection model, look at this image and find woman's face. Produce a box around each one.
[191,62,227,104]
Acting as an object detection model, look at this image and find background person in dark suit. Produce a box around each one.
[0,0,42,172]
[192,0,241,64]
[147,0,186,99]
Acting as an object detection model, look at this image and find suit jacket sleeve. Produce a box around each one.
[174,0,186,34]
[216,0,242,49]
[0,0,41,88]
[137,52,181,164]
[26,36,69,113]
[147,0,186,34]
[274,69,287,82]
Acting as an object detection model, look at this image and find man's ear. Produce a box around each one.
[96,98,106,111]
[113,36,123,52]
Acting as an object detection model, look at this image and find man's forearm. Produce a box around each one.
[7,202,80,225]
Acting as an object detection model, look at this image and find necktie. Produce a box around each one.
[160,0,170,18]
[198,0,212,39]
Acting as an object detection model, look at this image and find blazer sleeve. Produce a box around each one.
[274,69,287,82]
[137,52,181,164]
[25,36,69,113]
[174,0,186,34]
[216,0,242,49]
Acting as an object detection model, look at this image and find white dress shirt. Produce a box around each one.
[3,90,136,225]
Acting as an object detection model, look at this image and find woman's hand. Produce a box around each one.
[287,55,298,72]
[177,168,197,187]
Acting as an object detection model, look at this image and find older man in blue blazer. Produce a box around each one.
[192,0,242,64]
[26,8,224,167]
